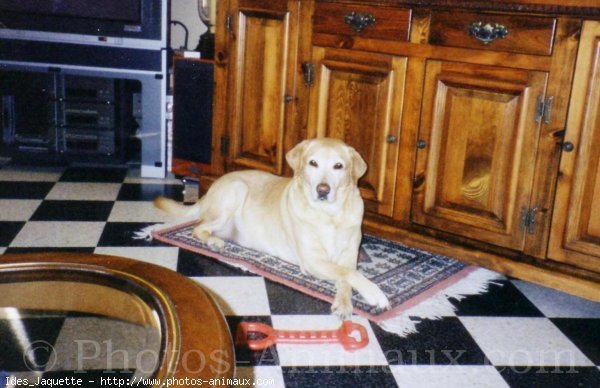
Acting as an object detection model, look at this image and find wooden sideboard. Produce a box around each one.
[208,0,600,301]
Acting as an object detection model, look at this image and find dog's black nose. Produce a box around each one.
[317,183,331,199]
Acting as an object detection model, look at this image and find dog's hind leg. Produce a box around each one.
[192,223,226,249]
[191,179,249,250]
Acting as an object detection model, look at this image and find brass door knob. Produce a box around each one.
[561,141,575,152]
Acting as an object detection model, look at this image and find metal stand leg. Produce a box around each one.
[181,177,199,204]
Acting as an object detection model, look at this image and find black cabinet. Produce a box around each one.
[1,70,140,164]
[1,71,56,152]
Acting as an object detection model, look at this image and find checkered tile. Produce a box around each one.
[1,165,600,387]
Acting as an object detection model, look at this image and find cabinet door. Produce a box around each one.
[548,21,600,272]
[221,0,300,174]
[307,47,407,217]
[412,61,548,250]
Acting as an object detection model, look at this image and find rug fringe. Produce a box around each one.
[131,220,188,241]
[133,223,163,241]
[133,218,197,241]
[379,268,504,337]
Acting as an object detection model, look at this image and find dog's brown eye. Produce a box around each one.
[309,160,318,167]
[333,163,343,170]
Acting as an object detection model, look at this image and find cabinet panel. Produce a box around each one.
[307,47,407,216]
[549,21,600,272]
[412,61,548,250]
[225,0,297,174]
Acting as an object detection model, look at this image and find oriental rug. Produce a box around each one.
[148,221,502,336]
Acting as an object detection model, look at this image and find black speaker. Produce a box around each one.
[172,58,214,165]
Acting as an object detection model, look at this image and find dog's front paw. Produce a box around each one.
[363,284,391,310]
[332,282,353,319]
[332,294,353,320]
[376,293,391,310]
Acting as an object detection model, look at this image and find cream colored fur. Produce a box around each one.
[155,138,390,318]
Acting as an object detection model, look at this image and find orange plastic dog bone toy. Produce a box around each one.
[235,320,369,352]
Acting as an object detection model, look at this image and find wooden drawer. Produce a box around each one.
[313,3,411,42]
[429,11,556,55]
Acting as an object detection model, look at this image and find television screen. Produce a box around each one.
[0,0,141,23]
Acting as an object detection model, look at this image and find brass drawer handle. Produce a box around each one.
[344,12,376,33]
[468,22,509,44]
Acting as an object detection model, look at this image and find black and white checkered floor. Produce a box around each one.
[1,165,600,388]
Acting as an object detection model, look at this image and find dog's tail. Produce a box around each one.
[154,196,203,219]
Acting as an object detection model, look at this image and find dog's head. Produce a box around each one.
[286,138,367,205]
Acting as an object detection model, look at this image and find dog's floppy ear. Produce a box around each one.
[349,146,367,182]
[286,139,310,173]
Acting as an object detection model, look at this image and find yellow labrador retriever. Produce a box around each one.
[155,138,390,318]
